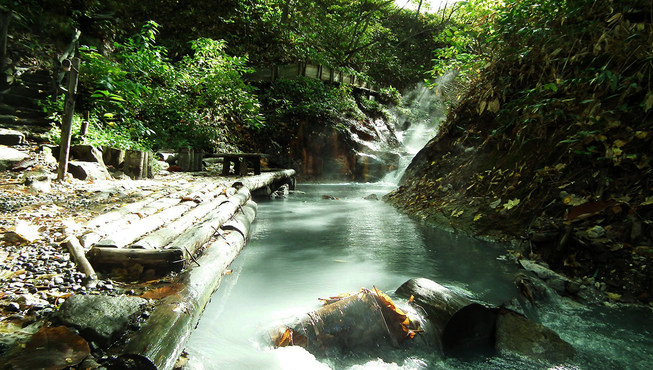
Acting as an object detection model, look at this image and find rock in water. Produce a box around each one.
[495,309,575,364]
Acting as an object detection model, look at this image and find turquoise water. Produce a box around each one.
[186,184,653,369]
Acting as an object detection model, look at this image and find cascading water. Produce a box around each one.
[381,72,457,185]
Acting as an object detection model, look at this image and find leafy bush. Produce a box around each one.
[260,77,363,122]
[77,21,262,151]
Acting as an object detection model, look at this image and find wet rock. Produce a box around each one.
[270,183,290,199]
[0,128,26,146]
[67,160,112,181]
[495,309,575,364]
[363,193,379,201]
[518,260,579,297]
[322,195,338,200]
[0,146,28,170]
[57,294,147,346]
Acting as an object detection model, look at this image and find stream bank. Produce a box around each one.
[0,140,295,368]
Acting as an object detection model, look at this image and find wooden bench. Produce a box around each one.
[205,153,269,176]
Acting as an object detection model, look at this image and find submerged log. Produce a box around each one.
[396,278,574,363]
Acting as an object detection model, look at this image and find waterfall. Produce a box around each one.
[381,72,455,185]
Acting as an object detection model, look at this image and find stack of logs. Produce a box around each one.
[64,179,258,281]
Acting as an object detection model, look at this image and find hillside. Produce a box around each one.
[387,0,653,302]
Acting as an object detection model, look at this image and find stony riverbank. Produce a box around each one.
[0,139,294,368]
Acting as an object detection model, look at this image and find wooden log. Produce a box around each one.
[164,187,251,256]
[80,183,209,249]
[62,236,97,282]
[221,200,257,239]
[95,200,198,248]
[232,169,296,191]
[395,278,497,356]
[131,192,233,250]
[120,228,247,370]
[87,247,185,273]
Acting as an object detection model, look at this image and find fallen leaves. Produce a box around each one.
[4,326,90,370]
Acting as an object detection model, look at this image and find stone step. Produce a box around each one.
[0,93,42,109]
[0,114,51,127]
[1,85,49,99]
[0,103,49,119]
[18,70,53,84]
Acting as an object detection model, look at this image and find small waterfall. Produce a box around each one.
[381,73,455,185]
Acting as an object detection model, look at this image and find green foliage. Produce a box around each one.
[261,77,363,122]
[77,22,262,151]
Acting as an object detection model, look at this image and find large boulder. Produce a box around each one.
[0,146,28,170]
[57,295,148,346]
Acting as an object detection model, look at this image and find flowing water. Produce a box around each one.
[186,184,653,370]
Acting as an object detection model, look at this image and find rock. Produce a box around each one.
[0,146,28,170]
[322,194,338,200]
[495,309,575,364]
[56,294,147,346]
[0,128,26,146]
[518,260,578,295]
[270,183,290,199]
[586,225,606,239]
[363,193,379,201]
[70,145,106,164]
[67,160,112,180]
[23,169,53,193]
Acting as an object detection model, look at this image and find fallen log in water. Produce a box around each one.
[395,278,497,356]
[269,287,421,356]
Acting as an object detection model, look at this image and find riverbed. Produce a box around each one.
[186,183,653,369]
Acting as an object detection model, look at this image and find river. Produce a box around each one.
[185,183,653,370]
